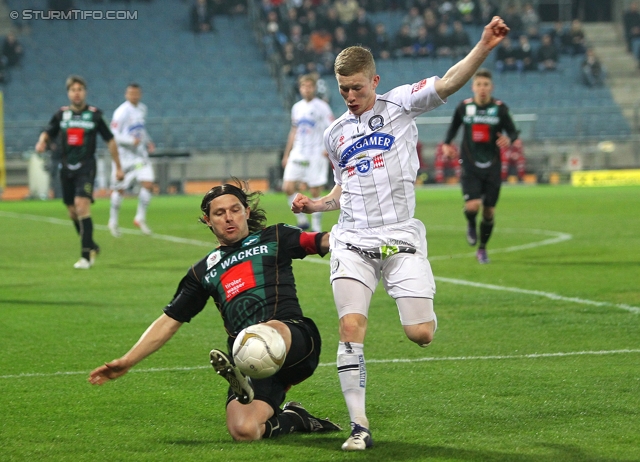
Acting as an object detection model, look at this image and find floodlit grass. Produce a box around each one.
[1,184,639,461]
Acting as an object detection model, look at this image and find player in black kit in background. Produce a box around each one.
[89,180,341,441]
[442,69,518,264]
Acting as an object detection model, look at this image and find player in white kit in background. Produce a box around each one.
[108,83,156,237]
[292,17,510,451]
[282,74,335,232]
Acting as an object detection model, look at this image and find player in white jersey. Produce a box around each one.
[282,74,335,232]
[108,83,156,237]
[292,16,510,451]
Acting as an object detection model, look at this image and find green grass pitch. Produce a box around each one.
[1,184,639,461]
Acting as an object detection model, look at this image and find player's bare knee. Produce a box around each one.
[339,314,367,342]
[228,420,262,441]
[404,323,435,346]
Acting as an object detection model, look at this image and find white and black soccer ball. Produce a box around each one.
[232,323,287,379]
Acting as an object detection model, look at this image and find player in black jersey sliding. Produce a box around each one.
[35,75,124,269]
[442,69,518,264]
[89,180,341,441]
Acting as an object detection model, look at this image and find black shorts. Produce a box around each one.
[461,165,502,207]
[60,161,96,206]
[225,316,322,413]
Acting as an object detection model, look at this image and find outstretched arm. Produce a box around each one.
[435,16,509,100]
[89,314,182,385]
[291,184,342,214]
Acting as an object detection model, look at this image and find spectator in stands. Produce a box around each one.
[516,35,535,71]
[623,1,640,53]
[500,139,525,182]
[353,24,374,49]
[190,0,216,34]
[451,19,472,58]
[393,24,415,58]
[2,32,23,69]
[520,3,539,37]
[318,7,340,35]
[562,19,586,55]
[281,7,300,39]
[433,22,454,58]
[434,142,461,184]
[495,36,520,73]
[315,41,337,75]
[456,0,476,25]
[476,0,499,26]
[581,48,605,88]
[501,3,523,37]
[549,21,566,50]
[281,41,306,77]
[536,33,559,71]
[334,0,360,27]
[413,25,434,58]
[349,7,373,40]
[370,22,392,60]
[423,7,439,31]
[402,6,425,38]
[333,26,350,55]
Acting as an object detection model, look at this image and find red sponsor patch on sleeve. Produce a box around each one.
[471,124,490,143]
[67,127,85,146]
[220,261,256,301]
[411,79,428,94]
[300,232,319,254]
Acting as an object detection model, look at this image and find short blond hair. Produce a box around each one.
[334,46,376,78]
[298,73,318,86]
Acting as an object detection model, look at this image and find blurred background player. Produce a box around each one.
[442,69,519,264]
[281,74,335,232]
[108,83,156,237]
[35,75,123,269]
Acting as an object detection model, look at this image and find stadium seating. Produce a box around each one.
[3,0,289,154]
[1,0,631,155]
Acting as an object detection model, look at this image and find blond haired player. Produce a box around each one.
[282,74,334,232]
[293,16,510,451]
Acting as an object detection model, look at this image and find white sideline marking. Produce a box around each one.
[435,277,640,314]
[2,349,639,380]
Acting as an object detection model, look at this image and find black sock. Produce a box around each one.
[79,217,94,260]
[73,219,81,235]
[479,219,494,250]
[262,411,303,439]
[464,209,477,228]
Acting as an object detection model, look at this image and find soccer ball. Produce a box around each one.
[232,323,287,379]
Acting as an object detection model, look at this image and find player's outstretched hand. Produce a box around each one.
[89,359,131,385]
[480,16,510,51]
[291,192,312,214]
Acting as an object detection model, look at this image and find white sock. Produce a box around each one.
[109,190,122,226]
[337,341,368,428]
[287,193,309,227]
[311,197,322,232]
[135,187,152,222]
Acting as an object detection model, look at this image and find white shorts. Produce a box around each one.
[111,157,155,190]
[329,218,436,299]
[282,154,329,188]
